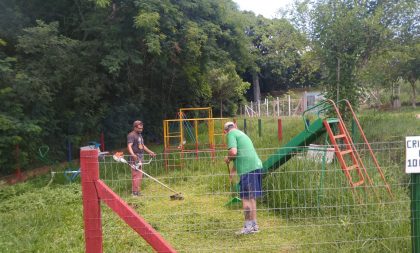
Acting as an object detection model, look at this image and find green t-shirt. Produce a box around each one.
[226,129,262,175]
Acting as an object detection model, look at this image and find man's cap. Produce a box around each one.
[224,121,235,131]
[133,120,143,128]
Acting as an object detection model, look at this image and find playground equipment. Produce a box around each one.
[262,99,392,197]
[163,107,229,170]
[112,152,184,200]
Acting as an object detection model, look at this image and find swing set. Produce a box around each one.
[163,107,229,170]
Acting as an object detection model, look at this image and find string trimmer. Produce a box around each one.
[225,164,241,206]
[113,152,183,200]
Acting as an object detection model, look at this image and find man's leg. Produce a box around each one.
[249,198,257,221]
[242,198,253,222]
[250,169,262,230]
[236,170,262,234]
[131,169,143,195]
[241,198,257,220]
[236,198,258,235]
[249,198,258,231]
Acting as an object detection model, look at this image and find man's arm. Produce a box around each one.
[143,145,156,157]
[224,147,237,164]
[229,165,237,182]
[127,142,138,161]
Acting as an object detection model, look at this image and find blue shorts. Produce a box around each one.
[239,169,263,199]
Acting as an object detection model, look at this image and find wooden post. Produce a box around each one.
[15,144,22,180]
[258,119,262,137]
[412,173,420,253]
[80,149,103,253]
[272,99,276,117]
[258,100,261,117]
[277,118,282,142]
[194,120,198,159]
[266,98,268,116]
[81,148,177,253]
[67,139,72,162]
[100,131,105,152]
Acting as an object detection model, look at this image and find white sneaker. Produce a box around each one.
[252,224,260,233]
[235,225,256,235]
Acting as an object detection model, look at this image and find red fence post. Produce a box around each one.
[80,149,103,253]
[278,118,282,142]
[100,131,105,152]
[15,144,22,180]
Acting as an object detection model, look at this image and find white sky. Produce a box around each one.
[232,0,294,19]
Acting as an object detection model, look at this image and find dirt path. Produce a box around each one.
[0,166,53,185]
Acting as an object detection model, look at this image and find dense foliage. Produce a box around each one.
[0,0,418,174]
[0,0,255,173]
[285,0,419,108]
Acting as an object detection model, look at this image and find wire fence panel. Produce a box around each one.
[98,141,410,252]
[239,95,325,118]
[240,98,303,117]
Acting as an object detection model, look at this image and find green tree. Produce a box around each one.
[206,63,250,116]
[398,43,419,108]
[309,1,383,106]
[2,0,252,173]
[287,0,419,109]
[242,13,313,101]
[354,0,419,108]
[0,39,41,173]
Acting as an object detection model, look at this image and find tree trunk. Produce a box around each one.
[252,72,261,103]
[392,83,401,109]
[336,57,340,102]
[220,99,223,118]
[410,80,417,108]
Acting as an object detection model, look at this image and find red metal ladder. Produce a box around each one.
[341,100,393,197]
[323,118,365,187]
[320,99,392,197]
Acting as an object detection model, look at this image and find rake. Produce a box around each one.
[225,164,242,206]
[113,152,184,200]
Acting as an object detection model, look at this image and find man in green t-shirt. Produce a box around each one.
[224,121,263,235]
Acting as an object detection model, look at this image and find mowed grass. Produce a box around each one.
[0,107,418,252]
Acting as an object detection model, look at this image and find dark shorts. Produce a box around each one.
[239,169,263,199]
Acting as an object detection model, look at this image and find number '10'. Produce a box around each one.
[408,159,419,167]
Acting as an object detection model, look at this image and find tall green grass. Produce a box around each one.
[0,108,417,252]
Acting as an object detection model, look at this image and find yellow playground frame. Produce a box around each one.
[163,107,228,170]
